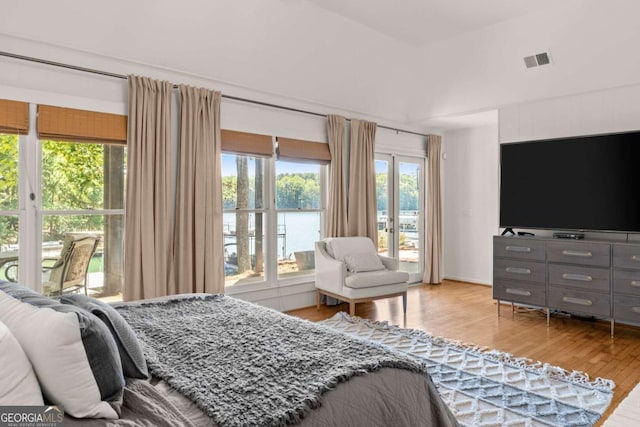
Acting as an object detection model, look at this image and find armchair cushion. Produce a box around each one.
[345,270,410,289]
[324,237,377,262]
[344,252,385,273]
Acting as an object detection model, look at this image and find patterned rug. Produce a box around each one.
[319,312,615,427]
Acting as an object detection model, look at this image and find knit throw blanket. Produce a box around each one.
[116,295,428,427]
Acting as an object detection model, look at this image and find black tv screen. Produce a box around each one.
[500,131,640,233]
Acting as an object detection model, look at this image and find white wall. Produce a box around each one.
[442,124,499,285]
[499,84,640,143]
[0,35,429,311]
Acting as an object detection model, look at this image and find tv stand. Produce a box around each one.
[501,228,515,236]
[493,235,640,336]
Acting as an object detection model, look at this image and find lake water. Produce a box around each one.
[223,212,321,259]
[223,210,420,259]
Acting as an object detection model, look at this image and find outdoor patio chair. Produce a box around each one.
[43,234,100,296]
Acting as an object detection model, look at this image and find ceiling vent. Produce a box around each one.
[524,51,552,69]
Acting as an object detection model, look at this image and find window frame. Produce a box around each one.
[38,138,126,296]
[274,159,327,282]
[222,139,328,293]
[221,152,273,291]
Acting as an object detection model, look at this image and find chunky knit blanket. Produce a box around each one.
[116,295,429,427]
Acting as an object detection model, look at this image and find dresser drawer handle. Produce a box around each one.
[562,273,593,282]
[632,307,640,314]
[632,255,640,262]
[506,288,532,297]
[505,246,531,253]
[562,250,593,257]
[562,296,593,306]
[505,267,532,275]
[630,281,640,287]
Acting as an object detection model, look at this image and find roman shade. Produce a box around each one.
[221,129,272,156]
[276,137,331,164]
[0,99,29,135]
[37,105,127,144]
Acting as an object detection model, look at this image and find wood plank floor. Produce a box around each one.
[288,280,640,426]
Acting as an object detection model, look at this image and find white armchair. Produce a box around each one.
[315,237,409,316]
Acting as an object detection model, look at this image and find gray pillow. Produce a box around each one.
[0,281,124,417]
[60,294,149,379]
[344,252,386,273]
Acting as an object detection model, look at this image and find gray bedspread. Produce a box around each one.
[69,294,458,427]
[115,295,452,427]
[63,379,197,427]
[65,369,457,427]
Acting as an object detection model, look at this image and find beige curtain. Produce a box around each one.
[424,135,443,284]
[325,115,348,237]
[124,76,175,300]
[174,85,224,294]
[347,119,378,242]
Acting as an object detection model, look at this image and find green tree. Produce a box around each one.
[41,140,105,241]
[399,173,418,211]
[222,176,237,209]
[276,173,319,209]
[0,134,19,245]
[376,173,387,211]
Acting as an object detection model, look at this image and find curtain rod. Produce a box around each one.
[0,50,429,137]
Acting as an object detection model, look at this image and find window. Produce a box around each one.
[275,161,323,278]
[222,153,267,287]
[221,132,328,289]
[0,133,19,282]
[41,140,126,297]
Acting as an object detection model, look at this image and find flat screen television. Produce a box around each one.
[500,131,640,233]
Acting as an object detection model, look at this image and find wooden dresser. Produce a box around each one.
[493,235,640,335]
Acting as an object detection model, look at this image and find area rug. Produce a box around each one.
[319,312,615,427]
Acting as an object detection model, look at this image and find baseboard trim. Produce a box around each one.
[443,276,492,286]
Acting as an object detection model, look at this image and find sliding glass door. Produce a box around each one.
[375,154,424,282]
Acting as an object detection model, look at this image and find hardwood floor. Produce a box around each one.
[288,280,640,426]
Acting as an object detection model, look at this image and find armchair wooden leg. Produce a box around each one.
[316,290,321,310]
[402,292,407,314]
[349,301,355,317]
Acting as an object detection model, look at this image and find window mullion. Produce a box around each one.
[265,156,277,287]
[18,103,42,291]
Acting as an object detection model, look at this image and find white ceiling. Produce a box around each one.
[307,0,556,47]
[2,0,640,131]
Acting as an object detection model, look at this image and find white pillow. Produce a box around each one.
[0,291,120,419]
[0,320,44,405]
[344,252,386,273]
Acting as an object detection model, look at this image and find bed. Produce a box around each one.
[0,283,458,426]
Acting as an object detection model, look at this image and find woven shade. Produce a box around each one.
[38,105,127,144]
[0,99,29,135]
[221,129,273,156]
[276,137,331,164]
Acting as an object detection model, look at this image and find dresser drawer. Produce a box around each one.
[549,287,610,317]
[493,237,545,261]
[547,241,610,267]
[548,264,610,292]
[613,294,640,323]
[493,279,546,307]
[494,259,545,284]
[613,245,640,270]
[613,269,640,296]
